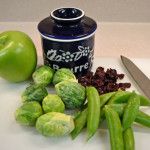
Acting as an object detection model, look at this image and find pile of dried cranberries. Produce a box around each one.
[78,67,131,94]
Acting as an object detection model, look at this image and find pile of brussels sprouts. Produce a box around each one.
[15,65,150,149]
[15,66,86,137]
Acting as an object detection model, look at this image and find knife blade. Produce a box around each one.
[121,55,150,99]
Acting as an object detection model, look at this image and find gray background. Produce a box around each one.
[0,0,150,22]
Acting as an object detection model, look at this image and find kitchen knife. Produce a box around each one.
[121,55,150,99]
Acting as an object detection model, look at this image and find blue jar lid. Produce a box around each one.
[38,8,97,41]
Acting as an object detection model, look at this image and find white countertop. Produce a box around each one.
[1,22,150,58]
[0,57,150,150]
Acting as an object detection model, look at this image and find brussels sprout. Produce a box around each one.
[22,84,48,103]
[42,94,65,113]
[15,101,43,126]
[55,81,86,109]
[32,65,54,86]
[36,112,74,137]
[52,68,76,85]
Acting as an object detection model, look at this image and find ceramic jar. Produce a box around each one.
[38,7,97,77]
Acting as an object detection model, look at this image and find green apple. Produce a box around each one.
[0,31,37,82]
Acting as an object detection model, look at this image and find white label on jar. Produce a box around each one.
[52,62,89,73]
[46,46,93,62]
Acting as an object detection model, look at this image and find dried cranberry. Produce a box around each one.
[123,83,131,88]
[117,74,124,79]
[106,69,118,79]
[77,66,131,94]
[107,83,118,92]
[96,67,104,73]
[86,71,93,78]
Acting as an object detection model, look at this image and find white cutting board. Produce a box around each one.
[0,57,150,150]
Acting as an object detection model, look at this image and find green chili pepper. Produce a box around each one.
[107,90,131,104]
[86,86,100,141]
[71,108,87,140]
[104,106,124,150]
[122,92,140,131]
[108,90,150,106]
[81,91,115,111]
[103,104,150,128]
[135,111,150,128]
[123,127,135,150]
[99,104,125,125]
[100,92,116,107]
[138,95,150,106]
[101,104,125,120]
